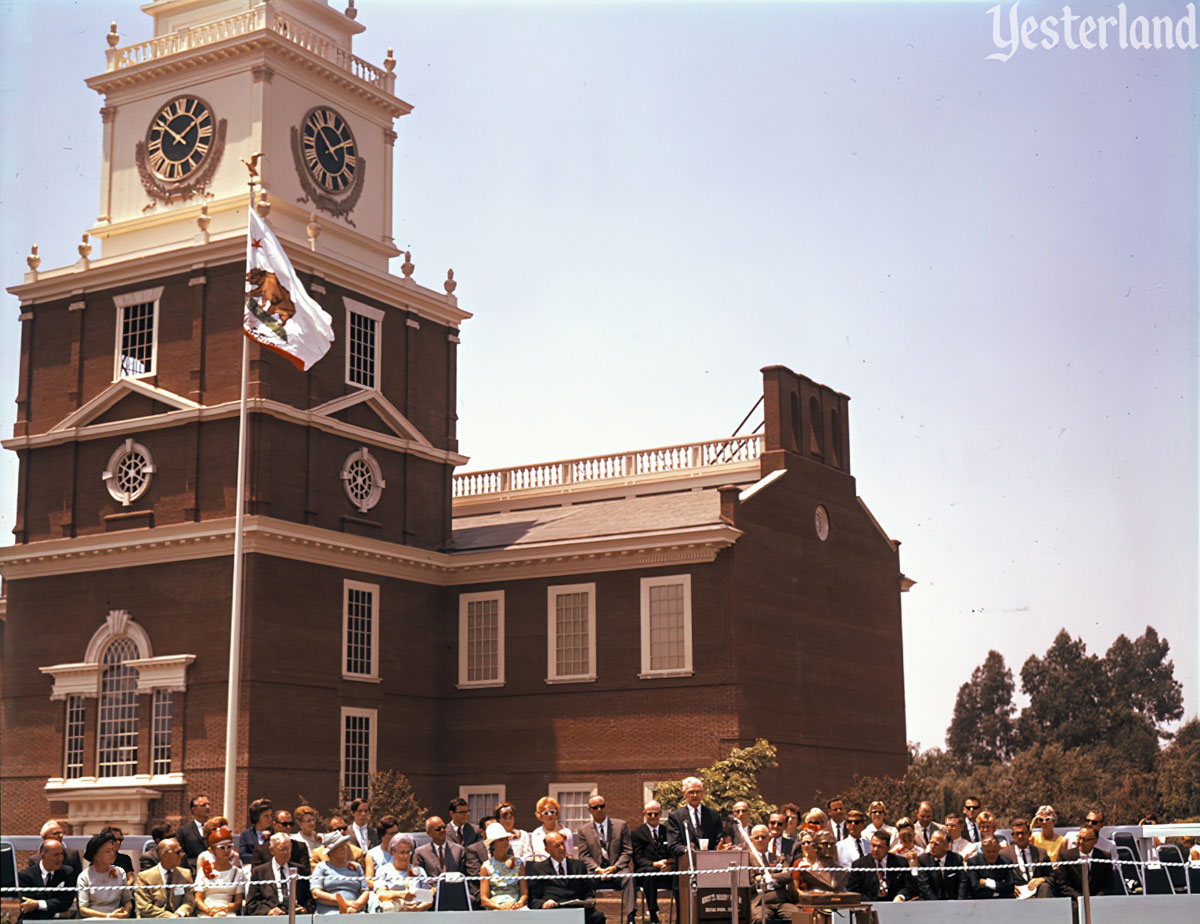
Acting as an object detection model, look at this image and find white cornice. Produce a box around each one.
[3,396,470,467]
[8,236,470,330]
[0,515,742,584]
[312,390,433,448]
[52,379,200,432]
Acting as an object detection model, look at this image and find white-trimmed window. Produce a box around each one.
[102,439,156,506]
[459,785,507,825]
[458,591,504,688]
[113,287,163,380]
[342,580,380,681]
[341,447,385,514]
[642,781,659,809]
[341,707,376,800]
[151,689,172,776]
[639,575,693,678]
[547,583,596,683]
[64,696,86,780]
[344,298,384,390]
[548,783,597,831]
[97,637,141,777]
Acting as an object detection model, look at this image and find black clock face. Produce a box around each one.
[300,107,358,193]
[145,96,215,181]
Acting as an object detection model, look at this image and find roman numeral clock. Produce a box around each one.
[292,104,365,224]
[134,95,227,203]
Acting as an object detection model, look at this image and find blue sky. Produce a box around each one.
[2,0,1196,752]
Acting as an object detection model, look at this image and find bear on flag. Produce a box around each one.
[244,209,334,370]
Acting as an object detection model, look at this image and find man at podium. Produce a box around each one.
[666,778,723,857]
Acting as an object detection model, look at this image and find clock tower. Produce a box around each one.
[1,0,469,832]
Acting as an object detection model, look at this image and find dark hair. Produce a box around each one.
[150,824,171,843]
[249,798,274,824]
[84,831,119,863]
[100,825,124,840]
[189,795,209,809]
[1011,817,1030,830]
[349,798,370,814]
[825,797,845,809]
[781,802,801,818]
[449,797,469,815]
[870,831,890,846]
[376,814,401,840]
[479,816,496,829]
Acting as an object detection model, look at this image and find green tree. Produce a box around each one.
[1156,718,1200,820]
[946,650,1017,769]
[1017,630,1104,751]
[336,769,427,831]
[654,739,778,822]
[1103,627,1184,736]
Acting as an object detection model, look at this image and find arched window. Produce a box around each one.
[97,637,141,776]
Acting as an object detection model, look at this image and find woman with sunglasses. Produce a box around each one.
[494,802,533,860]
[1031,806,1065,862]
[197,817,243,870]
[194,827,248,916]
[529,796,574,860]
[77,831,133,919]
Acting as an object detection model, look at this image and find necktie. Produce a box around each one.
[693,808,700,833]
[856,839,865,857]
[924,827,930,844]
[437,845,444,869]
[651,827,658,844]
[877,862,887,896]
[556,861,565,878]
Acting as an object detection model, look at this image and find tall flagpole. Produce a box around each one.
[223,157,262,821]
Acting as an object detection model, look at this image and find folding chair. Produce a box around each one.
[1188,860,1200,896]
[1156,845,1187,894]
[1116,845,1143,895]
[1143,858,1174,895]
[433,871,473,911]
[1113,831,1141,864]
[636,876,676,924]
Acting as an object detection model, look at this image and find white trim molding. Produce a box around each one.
[343,297,385,391]
[638,574,694,679]
[112,286,164,382]
[457,591,505,689]
[342,579,381,681]
[547,782,599,832]
[546,582,597,684]
[341,447,386,514]
[102,438,156,506]
[340,706,378,800]
[42,777,185,834]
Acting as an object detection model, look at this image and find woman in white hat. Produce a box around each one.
[374,834,432,912]
[311,830,370,914]
[480,822,528,910]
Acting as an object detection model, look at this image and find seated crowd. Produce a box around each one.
[15,783,1190,920]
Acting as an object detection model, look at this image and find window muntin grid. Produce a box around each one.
[552,788,594,831]
[554,591,590,678]
[64,696,86,780]
[648,583,686,671]
[345,586,374,676]
[466,598,500,683]
[151,689,172,775]
[345,458,374,505]
[342,711,373,800]
[97,637,140,776]
[463,790,502,826]
[115,450,151,496]
[118,302,155,377]
[347,311,377,389]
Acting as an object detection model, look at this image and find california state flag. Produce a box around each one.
[244,209,334,370]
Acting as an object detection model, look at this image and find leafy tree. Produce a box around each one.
[654,739,777,822]
[946,650,1017,769]
[1016,630,1106,751]
[335,769,427,832]
[1103,627,1184,736]
[1156,718,1200,820]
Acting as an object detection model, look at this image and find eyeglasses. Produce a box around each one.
[768,821,784,828]
[964,805,980,811]
[431,826,446,832]
[645,812,661,817]
[215,844,233,850]
[276,821,295,828]
[334,826,348,832]
[540,809,559,816]
[588,804,605,810]
[869,810,884,815]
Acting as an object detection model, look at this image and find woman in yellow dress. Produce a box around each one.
[1030,805,1066,862]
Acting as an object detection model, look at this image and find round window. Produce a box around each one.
[341,447,385,513]
[103,439,156,506]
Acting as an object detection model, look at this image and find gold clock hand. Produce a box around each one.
[162,120,191,147]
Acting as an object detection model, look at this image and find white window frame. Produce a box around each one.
[548,782,598,832]
[458,591,505,689]
[344,297,385,391]
[642,781,659,808]
[340,706,377,800]
[639,574,694,678]
[459,785,507,824]
[112,286,164,381]
[546,582,597,683]
[102,438,156,507]
[342,579,381,682]
[341,447,385,514]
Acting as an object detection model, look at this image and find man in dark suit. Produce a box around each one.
[236,797,275,865]
[764,812,796,864]
[463,816,494,907]
[666,776,723,860]
[966,838,1014,899]
[1052,825,1116,897]
[25,822,81,887]
[139,825,173,872]
[251,810,311,873]
[245,833,313,915]
[447,799,480,848]
[915,831,968,900]
[175,795,211,870]
[346,799,379,854]
[846,832,915,902]
[133,838,195,918]
[746,826,802,921]
[1001,818,1053,898]
[16,840,75,920]
[912,802,945,849]
[632,801,674,924]
[576,794,635,924]
[528,832,605,924]
[414,816,469,910]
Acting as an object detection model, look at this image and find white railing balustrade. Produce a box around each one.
[105,7,393,92]
[453,434,762,499]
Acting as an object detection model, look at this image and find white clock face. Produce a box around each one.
[814,504,830,541]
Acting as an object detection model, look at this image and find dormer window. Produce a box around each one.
[344,297,384,390]
[112,287,163,381]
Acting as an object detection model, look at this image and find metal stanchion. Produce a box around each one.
[729,863,738,924]
[287,873,297,924]
[1081,858,1092,924]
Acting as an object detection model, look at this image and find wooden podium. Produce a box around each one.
[678,850,752,924]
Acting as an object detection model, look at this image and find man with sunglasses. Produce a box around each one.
[765,813,796,864]
[414,816,469,910]
[1062,808,1116,856]
[250,810,311,874]
[632,802,674,924]
[577,794,635,924]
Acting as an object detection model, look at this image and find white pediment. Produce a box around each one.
[312,389,433,447]
[51,379,201,433]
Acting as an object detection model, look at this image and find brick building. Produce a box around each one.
[0,0,909,837]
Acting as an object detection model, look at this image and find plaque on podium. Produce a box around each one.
[678,850,752,924]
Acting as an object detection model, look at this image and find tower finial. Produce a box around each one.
[255,192,271,217]
[26,243,40,274]
[307,212,322,251]
[401,251,414,279]
[444,269,457,295]
[345,1,358,20]
[384,48,396,73]
[107,22,120,48]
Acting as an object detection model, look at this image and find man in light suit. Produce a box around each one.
[16,840,76,920]
[245,833,313,915]
[576,794,635,924]
[631,802,674,924]
[133,838,195,918]
[912,802,945,849]
[528,832,605,924]
[1001,818,1053,898]
[665,777,722,860]
[414,816,469,910]
[463,815,494,908]
[836,810,871,868]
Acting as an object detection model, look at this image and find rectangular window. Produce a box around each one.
[151,689,172,775]
[344,298,385,390]
[458,592,505,687]
[459,785,507,826]
[64,696,86,780]
[548,783,597,831]
[112,287,163,380]
[341,707,376,801]
[547,583,596,683]
[640,575,693,678]
[343,579,380,681]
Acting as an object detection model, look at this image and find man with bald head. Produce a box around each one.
[25,820,82,886]
[17,839,76,919]
[913,802,945,849]
[528,831,605,924]
[632,801,674,924]
[134,837,195,917]
[916,830,968,900]
[747,825,802,921]
[414,816,469,910]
